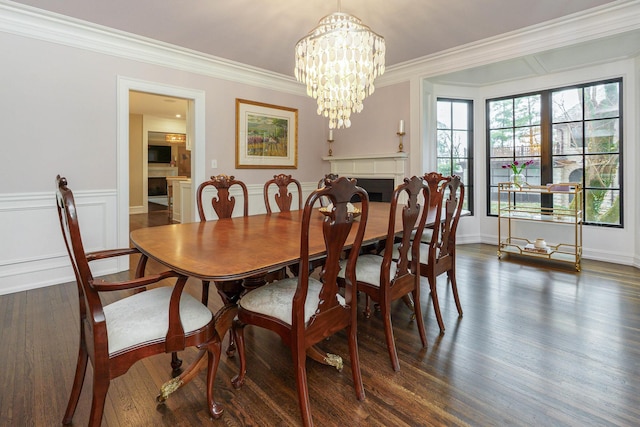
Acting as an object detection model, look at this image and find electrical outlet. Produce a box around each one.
[211,159,218,169]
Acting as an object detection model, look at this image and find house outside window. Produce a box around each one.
[437,98,473,212]
[486,79,622,227]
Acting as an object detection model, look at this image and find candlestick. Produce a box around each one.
[396,132,405,152]
[398,119,405,134]
[327,131,335,156]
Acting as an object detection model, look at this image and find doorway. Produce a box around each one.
[130,93,190,214]
[117,77,205,271]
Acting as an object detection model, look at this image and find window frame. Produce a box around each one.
[485,78,623,228]
[436,97,474,214]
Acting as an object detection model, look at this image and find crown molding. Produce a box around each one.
[0,0,306,96]
[3,0,639,91]
[378,0,640,86]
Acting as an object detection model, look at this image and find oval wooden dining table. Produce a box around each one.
[130,202,408,282]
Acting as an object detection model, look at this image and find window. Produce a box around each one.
[437,98,473,212]
[487,79,622,226]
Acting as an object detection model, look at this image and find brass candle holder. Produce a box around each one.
[327,136,335,156]
[396,131,405,153]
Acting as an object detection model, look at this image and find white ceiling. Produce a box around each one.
[13,0,639,116]
[10,0,623,76]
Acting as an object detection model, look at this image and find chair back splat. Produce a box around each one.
[317,173,339,207]
[232,176,369,427]
[197,174,249,221]
[55,175,234,426]
[419,174,465,332]
[264,173,303,213]
[423,171,448,210]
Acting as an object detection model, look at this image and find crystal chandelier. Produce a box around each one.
[294,5,385,129]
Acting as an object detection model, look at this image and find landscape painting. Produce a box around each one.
[236,99,298,168]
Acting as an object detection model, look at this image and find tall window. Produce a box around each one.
[487,79,622,226]
[437,98,473,212]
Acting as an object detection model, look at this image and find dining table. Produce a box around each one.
[130,202,412,283]
[129,201,458,401]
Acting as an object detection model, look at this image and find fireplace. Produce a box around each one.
[354,178,394,202]
[323,152,409,203]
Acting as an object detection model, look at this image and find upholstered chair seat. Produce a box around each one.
[410,227,433,243]
[338,255,397,289]
[104,287,213,355]
[384,241,440,264]
[238,277,346,325]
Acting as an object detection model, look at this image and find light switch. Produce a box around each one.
[211,159,218,169]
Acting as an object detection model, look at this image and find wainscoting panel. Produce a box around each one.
[0,190,118,295]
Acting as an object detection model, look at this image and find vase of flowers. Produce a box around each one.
[503,160,534,187]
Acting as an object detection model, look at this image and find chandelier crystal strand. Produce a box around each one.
[295,12,385,129]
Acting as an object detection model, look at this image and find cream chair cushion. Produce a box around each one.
[410,228,433,244]
[338,254,398,288]
[383,242,432,264]
[238,277,346,325]
[104,286,213,355]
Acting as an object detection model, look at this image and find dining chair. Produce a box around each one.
[340,176,430,372]
[197,173,249,221]
[317,173,339,207]
[418,174,465,332]
[412,171,449,243]
[196,174,249,305]
[263,173,304,278]
[263,173,303,213]
[232,176,369,427]
[56,175,235,426]
[196,174,252,358]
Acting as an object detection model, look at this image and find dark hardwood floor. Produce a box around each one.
[1,208,639,426]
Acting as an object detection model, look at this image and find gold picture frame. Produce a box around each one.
[235,99,298,169]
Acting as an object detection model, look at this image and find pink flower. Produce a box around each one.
[504,159,534,174]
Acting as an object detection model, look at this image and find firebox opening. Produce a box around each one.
[351,178,394,203]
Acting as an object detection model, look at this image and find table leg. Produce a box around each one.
[213,279,244,357]
[157,350,207,403]
[242,275,266,291]
[157,304,237,403]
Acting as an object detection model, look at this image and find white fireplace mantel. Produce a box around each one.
[322,152,409,187]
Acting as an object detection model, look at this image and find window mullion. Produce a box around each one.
[540,91,552,208]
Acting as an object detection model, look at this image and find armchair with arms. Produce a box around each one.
[56,175,235,426]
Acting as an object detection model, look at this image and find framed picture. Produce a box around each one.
[236,99,298,169]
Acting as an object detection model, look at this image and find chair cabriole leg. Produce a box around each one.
[62,334,88,424]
